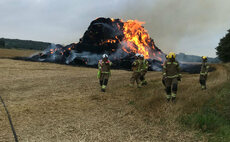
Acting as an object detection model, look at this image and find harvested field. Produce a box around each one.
[0,49,228,142]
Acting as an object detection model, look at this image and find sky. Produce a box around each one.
[0,0,230,57]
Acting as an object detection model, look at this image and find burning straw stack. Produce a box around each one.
[29,17,165,70]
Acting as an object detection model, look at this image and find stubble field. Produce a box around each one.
[0,49,228,142]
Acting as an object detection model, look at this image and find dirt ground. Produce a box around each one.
[0,50,228,142]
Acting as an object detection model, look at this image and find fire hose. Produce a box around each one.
[0,95,18,142]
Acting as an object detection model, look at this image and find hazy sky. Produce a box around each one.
[1,0,230,57]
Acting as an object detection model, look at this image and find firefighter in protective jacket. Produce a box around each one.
[130,53,142,88]
[200,56,209,90]
[98,54,112,92]
[162,52,181,102]
[140,54,149,85]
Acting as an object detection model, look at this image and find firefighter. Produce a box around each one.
[162,55,169,91]
[200,56,209,90]
[97,54,112,92]
[162,52,181,102]
[140,54,149,85]
[130,53,142,88]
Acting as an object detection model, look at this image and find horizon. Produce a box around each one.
[0,36,219,59]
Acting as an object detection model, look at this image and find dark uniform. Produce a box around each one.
[98,59,112,91]
[162,56,169,89]
[130,59,142,87]
[200,60,209,90]
[140,59,149,85]
[162,59,181,101]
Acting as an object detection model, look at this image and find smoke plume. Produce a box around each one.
[111,0,230,56]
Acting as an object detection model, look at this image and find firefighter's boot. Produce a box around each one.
[166,95,171,102]
[101,85,106,92]
[201,85,206,90]
[141,80,147,85]
[171,93,176,102]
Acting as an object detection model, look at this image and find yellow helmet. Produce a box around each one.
[202,56,207,60]
[168,52,176,59]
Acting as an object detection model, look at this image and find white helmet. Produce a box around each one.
[102,54,108,58]
[135,53,140,57]
[140,54,144,58]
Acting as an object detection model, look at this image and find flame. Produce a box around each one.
[122,20,155,59]
[99,39,117,45]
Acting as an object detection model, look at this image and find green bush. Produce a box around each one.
[216,29,230,62]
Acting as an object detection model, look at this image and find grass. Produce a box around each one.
[180,64,230,142]
[0,49,229,141]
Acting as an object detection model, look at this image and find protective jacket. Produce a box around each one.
[97,60,112,78]
[200,62,209,76]
[141,59,149,71]
[132,59,142,72]
[162,60,181,79]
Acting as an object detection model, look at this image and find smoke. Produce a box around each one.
[40,44,62,62]
[66,44,131,66]
[66,51,102,65]
[110,0,230,56]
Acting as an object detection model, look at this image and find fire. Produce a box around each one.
[40,17,164,65]
[99,39,117,45]
[48,44,75,56]
[122,20,156,59]
[47,18,162,60]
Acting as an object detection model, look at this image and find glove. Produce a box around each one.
[132,62,136,66]
[97,70,101,79]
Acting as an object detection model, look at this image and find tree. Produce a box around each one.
[216,29,230,62]
[0,38,5,48]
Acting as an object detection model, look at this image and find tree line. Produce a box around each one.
[216,29,230,62]
[0,38,51,50]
